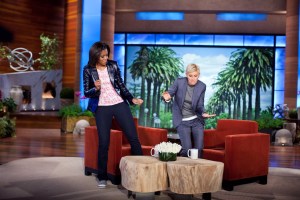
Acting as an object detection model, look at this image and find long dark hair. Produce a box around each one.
[88,41,110,67]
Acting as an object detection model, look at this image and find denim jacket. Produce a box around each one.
[83,60,134,113]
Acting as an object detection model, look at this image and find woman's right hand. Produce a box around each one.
[94,80,101,90]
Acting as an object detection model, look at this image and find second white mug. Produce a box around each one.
[150,148,158,157]
[187,148,198,159]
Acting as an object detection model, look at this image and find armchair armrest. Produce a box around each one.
[137,126,168,146]
[224,133,270,180]
[84,126,98,168]
[107,129,123,175]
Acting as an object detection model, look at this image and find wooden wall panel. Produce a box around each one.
[0,0,65,74]
[62,0,81,90]
[285,0,299,108]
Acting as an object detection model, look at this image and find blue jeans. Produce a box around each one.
[95,102,143,180]
[177,118,204,158]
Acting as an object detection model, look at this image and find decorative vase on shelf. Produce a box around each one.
[158,152,177,161]
[9,85,23,112]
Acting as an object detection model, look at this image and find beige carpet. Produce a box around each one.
[0,157,300,200]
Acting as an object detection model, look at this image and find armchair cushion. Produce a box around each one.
[138,126,168,155]
[204,119,259,148]
[216,119,258,132]
[138,126,168,146]
[111,117,138,146]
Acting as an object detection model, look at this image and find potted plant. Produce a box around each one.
[59,104,95,133]
[255,109,284,142]
[0,116,16,138]
[288,109,298,119]
[60,87,74,107]
[0,97,17,138]
[0,44,11,61]
[36,33,60,70]
[1,97,17,113]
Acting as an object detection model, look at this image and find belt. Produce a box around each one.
[182,115,197,121]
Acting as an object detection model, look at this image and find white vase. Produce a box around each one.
[9,85,23,111]
[283,122,296,142]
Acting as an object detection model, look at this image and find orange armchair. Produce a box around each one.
[84,118,168,185]
[202,119,270,191]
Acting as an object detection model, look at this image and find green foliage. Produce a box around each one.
[59,104,93,118]
[60,87,74,99]
[255,110,284,130]
[288,109,298,119]
[204,113,228,129]
[1,97,17,112]
[0,117,16,138]
[37,34,60,70]
[0,98,17,138]
[130,105,140,119]
[0,44,10,60]
[159,111,173,128]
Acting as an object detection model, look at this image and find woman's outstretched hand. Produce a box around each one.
[162,91,171,101]
[202,113,216,118]
[132,98,143,105]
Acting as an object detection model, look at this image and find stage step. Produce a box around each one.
[10,111,62,129]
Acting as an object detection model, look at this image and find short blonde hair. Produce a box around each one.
[186,63,200,74]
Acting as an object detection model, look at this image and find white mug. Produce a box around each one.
[187,149,198,159]
[150,148,158,157]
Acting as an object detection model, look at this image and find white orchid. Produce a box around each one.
[154,142,182,154]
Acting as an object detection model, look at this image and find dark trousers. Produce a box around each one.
[95,102,143,180]
[176,118,204,158]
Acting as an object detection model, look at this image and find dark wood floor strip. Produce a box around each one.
[1,128,300,169]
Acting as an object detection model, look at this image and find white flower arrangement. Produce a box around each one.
[154,142,182,154]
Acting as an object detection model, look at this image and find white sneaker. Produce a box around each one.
[96,178,107,188]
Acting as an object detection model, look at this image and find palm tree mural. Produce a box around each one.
[252,49,273,119]
[231,48,273,119]
[128,46,183,126]
[212,61,237,118]
[208,48,273,120]
[206,93,225,115]
[128,46,149,125]
[224,60,248,119]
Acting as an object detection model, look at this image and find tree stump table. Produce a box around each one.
[167,157,224,200]
[119,156,168,198]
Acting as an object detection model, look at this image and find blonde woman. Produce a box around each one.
[162,64,215,158]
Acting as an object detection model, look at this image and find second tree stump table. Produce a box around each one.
[167,157,224,199]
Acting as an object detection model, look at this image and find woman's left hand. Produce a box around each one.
[132,98,143,105]
[202,113,216,118]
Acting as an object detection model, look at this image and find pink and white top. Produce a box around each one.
[97,68,123,106]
